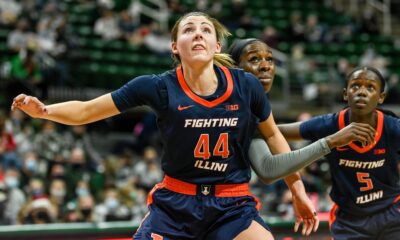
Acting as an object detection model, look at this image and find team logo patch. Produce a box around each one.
[178,105,194,111]
[201,185,211,195]
[374,148,386,155]
[226,104,239,111]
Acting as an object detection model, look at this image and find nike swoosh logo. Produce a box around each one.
[336,147,349,151]
[178,105,194,111]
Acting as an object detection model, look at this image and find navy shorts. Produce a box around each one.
[133,176,270,240]
[330,201,400,240]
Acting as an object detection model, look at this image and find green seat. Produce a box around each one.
[277,42,290,53]
[106,40,125,51]
[87,50,104,61]
[74,26,93,37]
[0,29,10,40]
[305,43,323,54]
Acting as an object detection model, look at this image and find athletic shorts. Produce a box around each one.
[133,175,270,240]
[330,201,400,239]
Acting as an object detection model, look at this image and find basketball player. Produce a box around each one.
[12,12,325,240]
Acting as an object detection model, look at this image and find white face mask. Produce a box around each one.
[105,198,120,209]
[76,187,90,197]
[51,189,66,198]
[5,177,19,188]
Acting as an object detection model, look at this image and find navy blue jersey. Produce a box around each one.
[300,109,400,216]
[112,66,270,185]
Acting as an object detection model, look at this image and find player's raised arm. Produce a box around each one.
[250,121,376,184]
[11,93,120,125]
[279,121,376,148]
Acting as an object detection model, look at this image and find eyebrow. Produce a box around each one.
[247,50,272,54]
[182,22,213,28]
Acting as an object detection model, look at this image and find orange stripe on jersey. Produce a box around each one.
[338,109,383,153]
[147,182,166,205]
[162,175,255,199]
[162,175,197,196]
[176,66,234,108]
[329,203,339,229]
[134,211,150,236]
[393,195,400,203]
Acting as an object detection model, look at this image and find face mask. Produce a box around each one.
[76,187,89,197]
[71,163,83,170]
[129,191,137,201]
[5,177,19,188]
[81,208,92,218]
[51,189,66,198]
[26,159,38,171]
[105,198,119,209]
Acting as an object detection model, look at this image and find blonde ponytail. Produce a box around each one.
[214,53,234,68]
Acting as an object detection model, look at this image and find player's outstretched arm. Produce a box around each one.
[11,93,120,125]
[258,113,319,236]
[249,122,376,184]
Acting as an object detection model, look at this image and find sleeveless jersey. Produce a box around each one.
[111,66,271,185]
[300,109,400,216]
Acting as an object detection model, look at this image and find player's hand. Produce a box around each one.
[325,122,376,148]
[292,193,319,236]
[11,94,47,118]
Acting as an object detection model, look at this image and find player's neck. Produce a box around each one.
[350,110,377,128]
[181,62,218,96]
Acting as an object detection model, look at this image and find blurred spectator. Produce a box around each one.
[65,148,91,198]
[0,0,21,25]
[94,188,131,222]
[276,189,294,220]
[64,125,103,171]
[195,0,222,18]
[6,46,46,104]
[33,120,68,163]
[304,14,324,43]
[260,26,280,49]
[360,6,379,35]
[167,0,187,15]
[115,151,136,188]
[97,0,115,10]
[143,22,171,55]
[20,151,43,187]
[118,10,139,42]
[48,179,67,221]
[48,163,66,180]
[359,47,389,78]
[13,119,35,157]
[20,198,57,224]
[287,11,305,42]
[26,178,47,200]
[385,74,400,104]
[76,194,96,222]
[118,184,147,222]
[221,0,246,30]
[94,9,121,40]
[288,44,311,87]
[1,168,26,225]
[132,146,162,192]
[6,18,35,52]
[0,112,19,170]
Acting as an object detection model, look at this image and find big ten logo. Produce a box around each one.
[226,104,239,111]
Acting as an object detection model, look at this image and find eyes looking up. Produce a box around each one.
[348,80,379,93]
[248,55,274,65]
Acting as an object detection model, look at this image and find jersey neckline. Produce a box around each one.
[176,65,233,108]
[338,108,384,153]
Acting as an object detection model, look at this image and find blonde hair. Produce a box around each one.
[171,12,234,68]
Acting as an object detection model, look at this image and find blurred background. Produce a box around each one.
[0,0,399,239]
